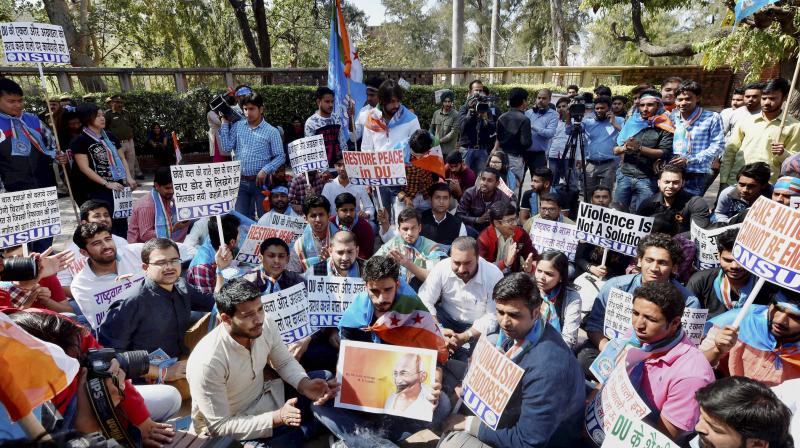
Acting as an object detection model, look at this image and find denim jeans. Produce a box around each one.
[235,179,265,220]
[465,148,489,176]
[436,306,476,362]
[683,175,706,197]
[613,169,657,212]
[548,157,569,186]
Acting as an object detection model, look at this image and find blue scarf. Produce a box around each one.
[496,318,545,362]
[300,222,339,268]
[189,239,216,269]
[616,106,674,145]
[0,111,52,158]
[152,189,176,238]
[83,128,127,180]
[540,285,562,332]
[625,328,686,390]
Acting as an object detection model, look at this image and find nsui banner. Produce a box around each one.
[576,203,653,257]
[112,187,134,219]
[306,275,366,329]
[0,187,61,249]
[0,22,70,64]
[461,337,525,430]
[733,196,800,292]
[288,135,328,175]
[235,216,306,265]
[171,161,240,221]
[343,149,407,186]
[691,221,741,270]
[261,283,314,344]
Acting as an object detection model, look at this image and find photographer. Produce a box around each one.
[458,92,496,175]
[8,311,180,447]
[565,96,624,194]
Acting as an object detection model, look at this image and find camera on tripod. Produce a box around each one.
[85,348,150,380]
[568,101,586,122]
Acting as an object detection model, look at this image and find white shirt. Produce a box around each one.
[773,380,800,443]
[417,256,503,335]
[321,177,376,219]
[58,234,129,289]
[351,103,374,144]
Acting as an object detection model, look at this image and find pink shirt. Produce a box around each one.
[127,191,188,243]
[640,334,715,431]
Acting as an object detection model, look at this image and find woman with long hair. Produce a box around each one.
[534,251,582,349]
[486,149,516,190]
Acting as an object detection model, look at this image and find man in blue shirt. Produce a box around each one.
[668,80,725,196]
[517,89,558,182]
[218,92,285,219]
[567,96,624,195]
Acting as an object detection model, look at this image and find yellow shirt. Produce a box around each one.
[721,111,800,184]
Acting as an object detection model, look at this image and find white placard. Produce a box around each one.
[0,187,61,249]
[288,135,328,175]
[603,288,633,340]
[343,149,407,186]
[585,359,651,446]
[530,219,579,261]
[80,275,146,329]
[261,283,314,344]
[601,412,674,448]
[170,161,240,221]
[691,221,741,270]
[306,275,366,329]
[576,202,653,257]
[682,307,708,346]
[0,22,70,64]
[791,196,800,210]
[235,216,306,265]
[112,187,133,219]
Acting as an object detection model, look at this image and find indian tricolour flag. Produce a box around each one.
[0,313,79,421]
[328,0,366,140]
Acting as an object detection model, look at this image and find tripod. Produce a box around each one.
[559,119,589,219]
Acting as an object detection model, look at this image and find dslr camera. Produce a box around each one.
[209,94,242,123]
[85,348,150,380]
[568,99,586,123]
[1,257,38,281]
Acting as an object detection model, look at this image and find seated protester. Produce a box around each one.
[771,175,800,207]
[522,191,575,233]
[701,287,800,386]
[1,245,71,313]
[127,166,191,244]
[311,230,365,277]
[186,278,338,443]
[58,199,129,297]
[487,149,517,191]
[330,192,374,260]
[577,233,700,377]
[420,183,467,249]
[243,237,305,293]
[9,311,181,447]
[575,190,631,279]
[478,202,537,274]
[313,256,450,444]
[257,185,301,225]
[418,236,503,360]
[321,154,375,220]
[186,214,240,294]
[594,282,714,441]
[439,273,585,448]
[636,164,711,234]
[374,208,447,290]
[393,129,440,212]
[519,167,555,222]
[444,151,477,201]
[289,195,339,273]
[687,229,771,319]
[288,170,327,215]
[693,376,794,448]
[714,162,771,223]
[99,238,222,362]
[535,251,581,349]
[457,167,509,234]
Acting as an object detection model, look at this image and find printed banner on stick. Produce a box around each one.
[530,219,579,261]
[576,202,653,257]
[288,135,328,175]
[0,187,61,249]
[603,288,633,340]
[76,275,146,329]
[235,216,306,265]
[343,149,407,186]
[171,161,240,221]
[112,187,133,219]
[691,221,741,270]
[306,275,366,329]
[335,341,438,421]
[1,22,70,64]
[261,283,314,344]
[601,412,674,448]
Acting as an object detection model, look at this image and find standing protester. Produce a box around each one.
[725,82,765,141]
[720,87,745,139]
[522,89,559,179]
[218,92,285,219]
[207,103,225,163]
[361,80,420,151]
[305,86,348,167]
[459,92,497,175]
[611,95,628,119]
[547,97,570,186]
[351,76,382,148]
[495,87,533,186]
[566,84,580,99]
[145,122,173,167]
[660,76,682,112]
[429,90,460,155]
[568,96,624,194]
[105,94,143,180]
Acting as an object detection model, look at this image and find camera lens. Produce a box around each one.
[1,257,38,281]
[116,350,150,379]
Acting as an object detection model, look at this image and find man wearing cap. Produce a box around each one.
[771,175,800,207]
[444,151,476,202]
[257,185,300,225]
[105,94,143,180]
[430,90,460,155]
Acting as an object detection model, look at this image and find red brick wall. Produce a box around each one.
[620,66,734,109]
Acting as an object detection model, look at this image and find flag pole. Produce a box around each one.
[778,55,800,139]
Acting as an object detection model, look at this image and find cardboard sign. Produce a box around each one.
[530,219,579,261]
[682,308,708,346]
[112,187,133,219]
[576,202,653,257]
[601,412,675,448]
[585,357,651,446]
[733,196,800,292]
[288,135,328,175]
[306,275,366,329]
[0,187,61,249]
[260,283,313,344]
[343,149,407,186]
[171,161,240,221]
[235,216,306,265]
[461,337,526,430]
[335,340,438,421]
[79,275,146,329]
[0,22,70,64]
[603,288,633,340]
[498,178,514,198]
[691,221,741,270]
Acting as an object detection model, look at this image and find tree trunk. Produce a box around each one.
[549,0,568,66]
[42,0,107,91]
[228,0,263,67]
[252,0,272,83]
[489,0,499,68]
[451,0,464,84]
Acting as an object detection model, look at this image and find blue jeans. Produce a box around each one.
[436,306,477,362]
[683,175,706,197]
[613,169,657,212]
[235,179,265,220]
[548,157,569,186]
[465,148,489,176]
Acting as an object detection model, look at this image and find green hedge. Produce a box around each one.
[25,84,637,153]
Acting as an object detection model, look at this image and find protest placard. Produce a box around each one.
[461,336,525,430]
[78,275,146,329]
[590,338,627,384]
[603,288,633,340]
[343,149,407,186]
[576,202,653,257]
[791,196,800,210]
[732,196,800,292]
[112,187,133,219]
[682,307,708,346]
[498,178,514,198]
[601,412,674,448]
[335,341,438,421]
[691,221,741,270]
[0,187,61,249]
[530,219,579,261]
[235,215,306,265]
[1,22,70,64]
[170,161,240,221]
[306,275,366,329]
[261,283,314,344]
[288,135,328,175]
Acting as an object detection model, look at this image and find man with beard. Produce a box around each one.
[257,185,301,223]
[384,354,433,415]
[305,86,348,166]
[128,166,192,243]
[637,165,711,235]
[186,278,338,443]
[693,376,793,448]
[418,236,503,360]
[361,79,420,151]
[714,162,772,223]
[351,76,382,148]
[330,192,374,260]
[519,167,554,222]
[457,167,510,234]
[290,195,339,273]
[701,287,800,386]
[311,230,364,277]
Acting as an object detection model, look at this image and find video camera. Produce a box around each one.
[85,348,149,380]
[568,99,587,123]
[209,95,242,123]
[467,93,495,115]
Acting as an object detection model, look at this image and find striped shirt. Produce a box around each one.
[126,191,188,243]
[218,118,285,176]
[669,108,725,174]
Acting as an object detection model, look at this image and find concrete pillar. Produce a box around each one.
[56,71,72,92]
[174,72,187,92]
[118,72,133,92]
[451,0,464,85]
[489,0,500,83]
[224,71,235,88]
